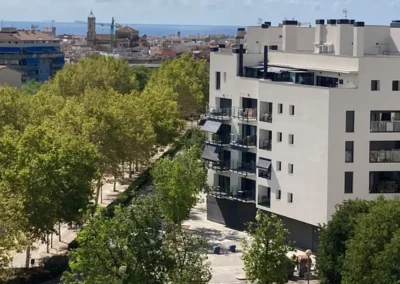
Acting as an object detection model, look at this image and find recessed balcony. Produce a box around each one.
[205,106,233,121]
[230,160,256,176]
[237,107,257,122]
[230,134,257,149]
[207,133,231,146]
[258,185,271,208]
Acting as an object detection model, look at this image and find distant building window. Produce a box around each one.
[345,141,354,163]
[276,190,281,200]
[371,80,380,91]
[288,163,294,174]
[278,103,283,114]
[223,72,227,83]
[346,111,355,133]
[393,80,399,91]
[287,193,293,203]
[289,105,295,115]
[276,161,281,171]
[345,172,353,194]
[289,134,294,145]
[216,72,221,90]
[277,132,282,142]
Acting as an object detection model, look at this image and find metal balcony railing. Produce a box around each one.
[259,112,272,123]
[238,108,257,121]
[205,160,231,171]
[258,195,271,208]
[230,160,256,175]
[370,121,400,132]
[209,186,255,202]
[258,169,271,180]
[206,106,233,120]
[259,139,272,151]
[208,133,231,145]
[230,134,257,148]
[370,150,400,163]
[0,52,64,59]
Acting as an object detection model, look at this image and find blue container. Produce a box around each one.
[229,245,236,252]
[213,246,221,254]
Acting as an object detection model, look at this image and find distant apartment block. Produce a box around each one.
[0,65,22,88]
[202,19,400,251]
[0,27,64,82]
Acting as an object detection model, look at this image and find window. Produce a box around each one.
[345,172,353,194]
[287,193,293,203]
[345,141,354,163]
[346,111,355,133]
[216,72,221,90]
[393,80,399,91]
[370,171,400,193]
[371,80,380,91]
[289,105,295,115]
[278,103,283,114]
[276,161,281,171]
[289,134,294,145]
[277,132,282,142]
[223,72,227,83]
[288,163,294,174]
[276,190,281,200]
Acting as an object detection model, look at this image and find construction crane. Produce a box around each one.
[75,17,122,47]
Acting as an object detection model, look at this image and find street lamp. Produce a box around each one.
[305,249,312,284]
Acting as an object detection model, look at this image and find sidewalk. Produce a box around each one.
[10,146,171,269]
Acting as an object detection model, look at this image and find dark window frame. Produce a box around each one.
[289,105,295,115]
[345,172,353,193]
[345,141,354,163]
[371,80,380,91]
[216,71,221,90]
[276,189,281,200]
[287,192,293,203]
[393,80,399,91]
[278,103,283,114]
[276,161,281,171]
[289,134,294,145]
[369,171,400,194]
[277,132,282,142]
[346,110,355,133]
[288,163,294,174]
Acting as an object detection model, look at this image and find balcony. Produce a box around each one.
[260,112,272,123]
[207,133,231,146]
[370,171,400,194]
[206,106,232,121]
[230,134,257,149]
[259,139,272,151]
[258,195,271,208]
[370,150,400,163]
[370,121,400,132]
[237,108,257,122]
[0,52,64,59]
[230,160,256,176]
[205,159,230,172]
[209,186,255,202]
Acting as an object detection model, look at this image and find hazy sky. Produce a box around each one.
[2,0,399,26]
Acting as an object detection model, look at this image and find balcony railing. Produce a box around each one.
[0,52,64,59]
[238,108,257,121]
[230,160,256,176]
[258,195,271,208]
[206,107,233,120]
[259,139,272,151]
[370,121,400,132]
[208,133,231,145]
[209,186,255,202]
[205,160,230,171]
[370,150,400,163]
[230,134,257,148]
[259,112,272,123]
[258,169,271,180]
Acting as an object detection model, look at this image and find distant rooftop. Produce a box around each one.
[0,29,58,41]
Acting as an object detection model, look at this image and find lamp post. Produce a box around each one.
[305,249,312,284]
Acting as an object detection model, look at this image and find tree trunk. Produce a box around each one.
[95,178,102,206]
[101,185,103,204]
[129,163,132,178]
[51,233,53,249]
[25,246,30,268]
[58,223,61,242]
[46,235,49,253]
[121,162,125,177]
[135,160,139,173]
[113,173,117,192]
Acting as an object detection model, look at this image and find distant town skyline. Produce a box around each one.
[2,0,400,26]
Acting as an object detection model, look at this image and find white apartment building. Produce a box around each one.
[201,19,400,250]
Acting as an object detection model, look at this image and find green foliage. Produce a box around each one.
[21,79,42,95]
[144,53,209,119]
[130,65,154,91]
[342,198,400,284]
[0,86,30,132]
[152,146,207,224]
[317,199,371,284]
[242,211,293,284]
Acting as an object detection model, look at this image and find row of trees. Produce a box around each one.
[318,197,400,284]
[0,53,209,279]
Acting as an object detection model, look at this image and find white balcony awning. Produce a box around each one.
[201,120,222,133]
[201,145,222,162]
[256,158,271,170]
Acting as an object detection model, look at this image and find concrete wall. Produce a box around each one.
[0,68,21,88]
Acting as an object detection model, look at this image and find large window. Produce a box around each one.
[216,72,221,90]
[370,141,400,163]
[316,76,338,88]
[346,111,355,133]
[345,141,354,163]
[370,111,400,132]
[370,171,400,193]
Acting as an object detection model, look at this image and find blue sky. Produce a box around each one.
[1,0,399,26]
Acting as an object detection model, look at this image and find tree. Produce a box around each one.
[130,65,154,91]
[0,86,30,132]
[143,53,209,119]
[41,56,139,97]
[342,198,400,284]
[317,199,371,284]
[151,146,207,224]
[21,79,42,95]
[242,211,293,284]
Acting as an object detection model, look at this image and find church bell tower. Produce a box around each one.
[87,10,96,46]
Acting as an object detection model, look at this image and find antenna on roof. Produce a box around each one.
[257,18,263,25]
[342,8,348,19]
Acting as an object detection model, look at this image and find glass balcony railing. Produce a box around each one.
[230,134,257,148]
[205,160,231,171]
[208,133,231,145]
[206,106,233,120]
[258,195,271,208]
[259,112,272,123]
[230,160,256,175]
[370,121,400,132]
[370,150,400,163]
[259,139,272,151]
[209,186,255,202]
[238,108,257,121]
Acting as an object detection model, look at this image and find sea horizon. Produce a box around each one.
[0,20,241,37]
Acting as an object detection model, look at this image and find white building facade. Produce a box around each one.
[201,19,400,250]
